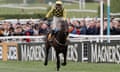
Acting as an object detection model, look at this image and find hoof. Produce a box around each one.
[57,68,60,71]
[61,63,66,66]
[44,63,48,66]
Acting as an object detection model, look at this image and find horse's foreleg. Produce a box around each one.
[44,44,50,66]
[62,50,67,66]
[56,53,60,71]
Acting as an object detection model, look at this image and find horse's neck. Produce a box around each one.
[56,31,66,44]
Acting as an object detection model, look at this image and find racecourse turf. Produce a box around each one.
[0,61,120,72]
[0,3,98,18]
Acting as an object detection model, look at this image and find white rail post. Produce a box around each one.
[100,0,104,42]
[107,0,111,43]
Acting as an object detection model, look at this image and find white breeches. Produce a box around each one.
[51,16,64,30]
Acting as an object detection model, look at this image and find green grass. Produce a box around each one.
[0,8,46,14]
[68,12,97,18]
[12,2,99,9]
[0,2,99,18]
[0,61,120,72]
[85,3,99,10]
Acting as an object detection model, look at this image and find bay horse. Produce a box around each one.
[44,20,69,71]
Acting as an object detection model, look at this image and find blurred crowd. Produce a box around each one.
[0,18,120,37]
[0,20,49,36]
[68,18,120,35]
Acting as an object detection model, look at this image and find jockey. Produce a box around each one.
[44,0,67,41]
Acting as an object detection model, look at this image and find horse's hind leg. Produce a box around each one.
[56,53,60,71]
[44,43,51,66]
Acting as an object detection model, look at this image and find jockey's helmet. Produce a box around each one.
[56,1,62,5]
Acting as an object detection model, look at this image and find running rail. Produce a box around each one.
[0,34,120,42]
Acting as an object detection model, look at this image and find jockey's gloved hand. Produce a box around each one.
[43,17,48,21]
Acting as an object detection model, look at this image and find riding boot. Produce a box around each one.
[48,33,52,40]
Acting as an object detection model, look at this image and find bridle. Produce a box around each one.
[54,38,67,46]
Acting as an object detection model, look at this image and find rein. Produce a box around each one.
[54,38,67,46]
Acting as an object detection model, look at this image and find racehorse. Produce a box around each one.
[44,20,69,71]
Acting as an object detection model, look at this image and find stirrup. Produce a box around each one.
[49,39,53,42]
